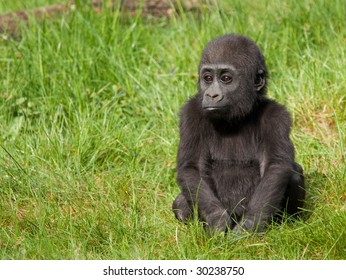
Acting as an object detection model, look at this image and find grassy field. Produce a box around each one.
[0,0,345,259]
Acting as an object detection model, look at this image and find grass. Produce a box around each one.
[0,0,345,259]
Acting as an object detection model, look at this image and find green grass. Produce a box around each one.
[0,0,63,13]
[0,0,345,259]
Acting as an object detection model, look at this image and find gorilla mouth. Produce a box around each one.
[204,107,218,111]
[203,106,228,111]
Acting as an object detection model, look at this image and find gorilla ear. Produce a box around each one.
[255,69,266,92]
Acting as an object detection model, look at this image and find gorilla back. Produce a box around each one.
[172,34,305,234]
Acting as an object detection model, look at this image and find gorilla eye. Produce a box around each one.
[221,74,232,83]
[203,74,213,83]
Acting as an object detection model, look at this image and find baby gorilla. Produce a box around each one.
[172,34,305,233]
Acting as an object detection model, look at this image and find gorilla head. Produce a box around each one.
[198,34,267,121]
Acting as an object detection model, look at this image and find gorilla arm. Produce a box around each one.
[234,103,295,233]
[176,98,231,232]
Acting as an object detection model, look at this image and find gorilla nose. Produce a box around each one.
[206,92,224,102]
[207,92,219,98]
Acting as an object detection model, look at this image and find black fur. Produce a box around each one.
[172,34,305,233]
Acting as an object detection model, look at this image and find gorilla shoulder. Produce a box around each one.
[259,99,292,135]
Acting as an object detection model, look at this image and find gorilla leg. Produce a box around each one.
[284,163,305,216]
[172,193,192,222]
